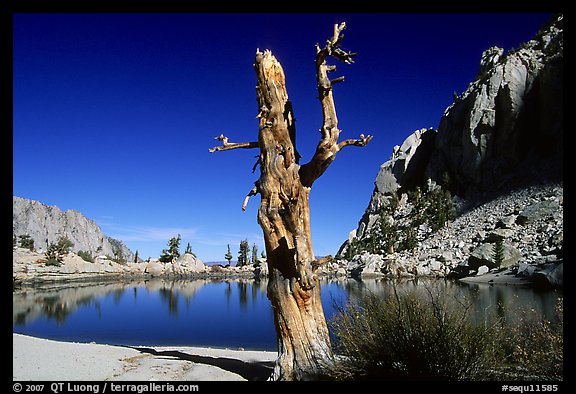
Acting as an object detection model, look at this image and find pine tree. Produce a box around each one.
[401,226,417,252]
[56,236,73,254]
[184,242,196,257]
[134,250,139,264]
[224,244,233,266]
[251,243,258,265]
[159,234,181,263]
[44,236,73,266]
[18,235,35,251]
[492,238,505,268]
[237,239,249,267]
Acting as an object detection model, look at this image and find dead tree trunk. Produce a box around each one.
[209,22,372,380]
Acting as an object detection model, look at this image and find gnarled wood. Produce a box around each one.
[209,23,372,380]
[299,22,372,188]
[208,134,259,152]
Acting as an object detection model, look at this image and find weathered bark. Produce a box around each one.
[209,22,372,380]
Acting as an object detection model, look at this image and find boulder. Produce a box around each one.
[175,253,205,273]
[416,264,431,276]
[349,253,386,278]
[485,228,514,243]
[145,261,164,276]
[516,200,560,225]
[530,260,563,289]
[468,243,521,270]
[517,261,537,276]
[254,262,268,278]
[428,259,444,272]
[335,267,347,277]
[496,215,516,229]
[476,265,490,276]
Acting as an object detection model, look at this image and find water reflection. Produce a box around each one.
[330,278,562,327]
[13,277,561,350]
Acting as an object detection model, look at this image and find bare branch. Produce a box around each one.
[299,22,372,187]
[330,76,345,85]
[251,156,261,173]
[311,255,334,273]
[208,134,259,153]
[337,133,373,150]
[241,185,258,212]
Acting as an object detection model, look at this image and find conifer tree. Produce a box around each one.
[184,242,196,257]
[225,244,233,266]
[18,234,35,251]
[251,243,258,265]
[159,234,181,263]
[237,239,249,267]
[493,237,505,268]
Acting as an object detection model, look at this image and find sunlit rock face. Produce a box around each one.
[427,15,563,197]
[13,196,134,262]
[334,15,563,285]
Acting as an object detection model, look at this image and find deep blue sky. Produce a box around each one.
[13,13,553,261]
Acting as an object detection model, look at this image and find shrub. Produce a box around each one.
[44,236,74,266]
[327,287,501,380]
[77,250,94,263]
[493,298,563,381]
[45,258,62,267]
[18,235,35,251]
[44,244,63,266]
[56,236,73,254]
[327,287,563,381]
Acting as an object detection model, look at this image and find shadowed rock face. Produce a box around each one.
[13,196,134,262]
[426,15,563,197]
[375,128,437,196]
[336,15,563,279]
[353,15,562,246]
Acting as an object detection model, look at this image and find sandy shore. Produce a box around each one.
[13,334,277,381]
[458,267,533,286]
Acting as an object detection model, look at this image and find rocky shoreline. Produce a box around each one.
[319,182,563,289]
[12,249,269,287]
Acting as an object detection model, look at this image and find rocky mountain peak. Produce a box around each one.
[13,196,134,263]
[337,14,563,280]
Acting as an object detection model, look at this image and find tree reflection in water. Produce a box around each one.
[12,278,561,349]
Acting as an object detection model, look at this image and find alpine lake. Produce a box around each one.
[13,276,562,351]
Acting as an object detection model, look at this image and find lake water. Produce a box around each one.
[13,277,562,351]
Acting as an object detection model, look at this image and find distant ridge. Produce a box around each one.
[13,196,134,262]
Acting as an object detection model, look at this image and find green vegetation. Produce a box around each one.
[77,250,94,263]
[237,239,249,267]
[344,186,456,259]
[134,250,139,264]
[328,288,563,381]
[44,236,74,267]
[492,237,505,268]
[496,299,563,381]
[159,234,181,263]
[108,238,127,264]
[18,235,35,251]
[224,244,233,266]
[184,242,196,257]
[251,243,258,265]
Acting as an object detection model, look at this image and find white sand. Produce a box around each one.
[13,334,277,381]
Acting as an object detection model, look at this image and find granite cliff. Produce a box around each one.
[13,196,134,263]
[333,15,563,287]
